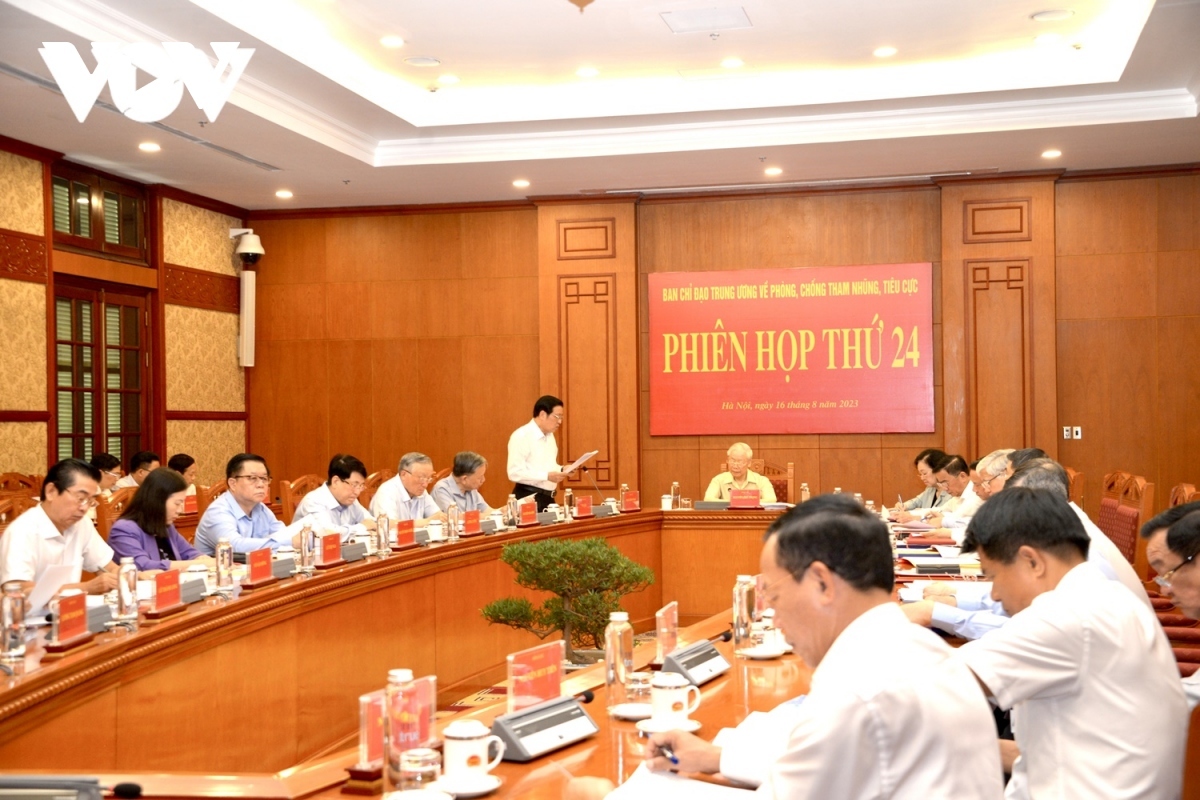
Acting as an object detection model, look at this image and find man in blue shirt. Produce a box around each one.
[195,453,301,554]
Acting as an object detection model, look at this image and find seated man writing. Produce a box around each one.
[703,442,777,504]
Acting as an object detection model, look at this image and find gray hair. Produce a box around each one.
[1006,458,1070,501]
[452,451,487,478]
[397,452,433,473]
[727,442,753,460]
[977,449,1015,479]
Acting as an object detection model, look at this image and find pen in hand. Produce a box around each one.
[657,744,680,766]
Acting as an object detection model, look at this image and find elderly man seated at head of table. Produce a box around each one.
[953,488,1187,799]
[0,459,129,595]
[113,450,160,489]
[570,498,1005,799]
[369,452,446,527]
[194,453,305,555]
[1139,500,1200,711]
[702,442,777,504]
[291,453,376,540]
[431,451,493,515]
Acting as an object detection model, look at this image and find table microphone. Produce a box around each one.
[106,784,142,799]
[710,630,733,643]
[575,689,595,704]
[581,466,604,501]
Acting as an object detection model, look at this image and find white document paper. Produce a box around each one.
[562,450,599,475]
[609,764,755,799]
[26,563,78,615]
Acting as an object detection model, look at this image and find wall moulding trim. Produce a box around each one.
[164,264,240,313]
[963,198,1032,244]
[152,185,248,222]
[1058,161,1200,183]
[558,273,619,488]
[0,411,50,422]
[557,219,616,260]
[165,411,247,421]
[0,229,48,284]
[247,199,535,221]
[0,133,61,164]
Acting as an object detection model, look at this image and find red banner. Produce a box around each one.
[648,264,934,434]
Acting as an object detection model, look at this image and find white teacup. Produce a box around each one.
[650,672,701,727]
[442,719,505,778]
[427,520,444,541]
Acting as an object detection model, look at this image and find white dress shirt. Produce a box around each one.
[430,476,492,514]
[507,418,559,492]
[293,483,370,539]
[0,504,114,584]
[1070,501,1152,608]
[957,562,1187,800]
[728,603,1004,798]
[1184,672,1200,712]
[113,474,138,489]
[941,481,982,529]
[369,475,440,521]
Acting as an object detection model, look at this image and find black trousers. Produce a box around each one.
[513,483,555,512]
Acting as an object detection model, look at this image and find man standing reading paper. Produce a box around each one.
[507,395,568,512]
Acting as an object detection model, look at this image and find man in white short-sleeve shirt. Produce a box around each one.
[956,487,1187,800]
[506,395,568,512]
[1140,500,1200,711]
[0,458,120,595]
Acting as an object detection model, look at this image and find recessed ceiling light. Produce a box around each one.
[513,179,530,188]
[1030,9,1074,22]
[721,57,744,69]
[138,142,161,152]
[380,35,405,49]
[576,66,599,78]
[404,56,441,68]
[275,189,294,199]
[1041,149,1062,159]
[873,46,898,58]
[437,74,460,85]
[1035,33,1062,45]
[764,167,783,176]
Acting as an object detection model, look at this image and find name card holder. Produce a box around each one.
[480,519,500,534]
[44,593,94,659]
[573,495,594,518]
[180,576,206,603]
[240,549,278,592]
[344,690,385,793]
[87,603,113,633]
[391,520,419,552]
[341,541,368,562]
[315,533,346,570]
[491,695,599,763]
[729,488,761,509]
[272,556,297,580]
[536,511,559,526]
[655,600,679,666]
[620,489,641,513]
[593,503,616,518]
[461,510,483,537]
[144,570,187,620]
[517,502,540,528]
[183,495,198,515]
[662,639,731,686]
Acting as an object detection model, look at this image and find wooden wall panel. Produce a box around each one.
[1158,251,1200,318]
[326,339,374,460]
[417,338,465,473]
[0,689,117,769]
[1157,317,1200,500]
[249,340,330,481]
[1056,179,1157,256]
[560,274,618,483]
[968,260,1030,457]
[1056,253,1157,320]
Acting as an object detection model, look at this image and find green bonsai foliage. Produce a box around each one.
[481,537,654,663]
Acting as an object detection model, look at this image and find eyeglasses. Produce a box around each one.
[551,413,564,422]
[1154,553,1197,590]
[103,470,122,479]
[728,458,749,467]
[403,470,433,485]
[340,479,366,492]
[65,488,99,509]
[234,474,272,486]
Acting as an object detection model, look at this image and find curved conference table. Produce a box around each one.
[0,509,778,773]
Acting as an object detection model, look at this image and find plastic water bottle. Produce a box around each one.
[670,481,681,509]
[446,502,460,542]
[385,668,419,790]
[215,539,234,588]
[375,514,390,556]
[800,482,811,503]
[604,611,634,710]
[116,556,138,620]
[1,581,27,662]
[563,488,574,520]
[505,494,519,527]
[733,574,755,655]
[299,523,315,570]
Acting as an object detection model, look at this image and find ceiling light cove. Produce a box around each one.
[404,56,441,67]
[764,166,783,176]
[1041,149,1062,158]
[873,46,898,58]
[576,66,600,78]
[1031,9,1075,22]
[438,74,460,85]
[138,142,161,152]
[512,179,531,188]
[380,35,405,49]
[275,189,294,198]
[721,57,744,69]
[1035,33,1063,46]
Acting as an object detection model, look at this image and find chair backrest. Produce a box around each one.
[196,481,229,519]
[1064,466,1084,508]
[94,486,137,540]
[1119,475,1155,578]
[0,472,40,493]
[0,494,38,536]
[280,474,323,524]
[432,467,451,485]
[360,469,395,511]
[718,459,793,503]
[1171,483,1199,508]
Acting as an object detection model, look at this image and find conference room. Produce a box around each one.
[1,0,1199,797]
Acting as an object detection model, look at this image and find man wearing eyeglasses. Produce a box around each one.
[920,454,981,534]
[507,395,569,512]
[1139,500,1200,711]
[89,453,123,496]
[369,452,446,527]
[293,454,376,540]
[0,458,123,595]
[195,453,303,555]
[703,442,777,503]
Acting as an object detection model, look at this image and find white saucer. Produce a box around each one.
[739,645,787,660]
[610,702,653,721]
[383,791,452,800]
[429,774,502,798]
[636,718,702,734]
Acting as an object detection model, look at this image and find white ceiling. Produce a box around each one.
[0,0,1198,209]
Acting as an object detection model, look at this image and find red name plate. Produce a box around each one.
[729,488,761,508]
[621,489,640,512]
[508,640,564,713]
[183,495,197,514]
[56,592,88,642]
[575,495,593,516]
[394,519,415,547]
[320,532,342,564]
[462,509,481,534]
[519,502,539,526]
[154,570,181,610]
[248,548,273,583]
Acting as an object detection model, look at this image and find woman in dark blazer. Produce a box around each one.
[109,467,214,571]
